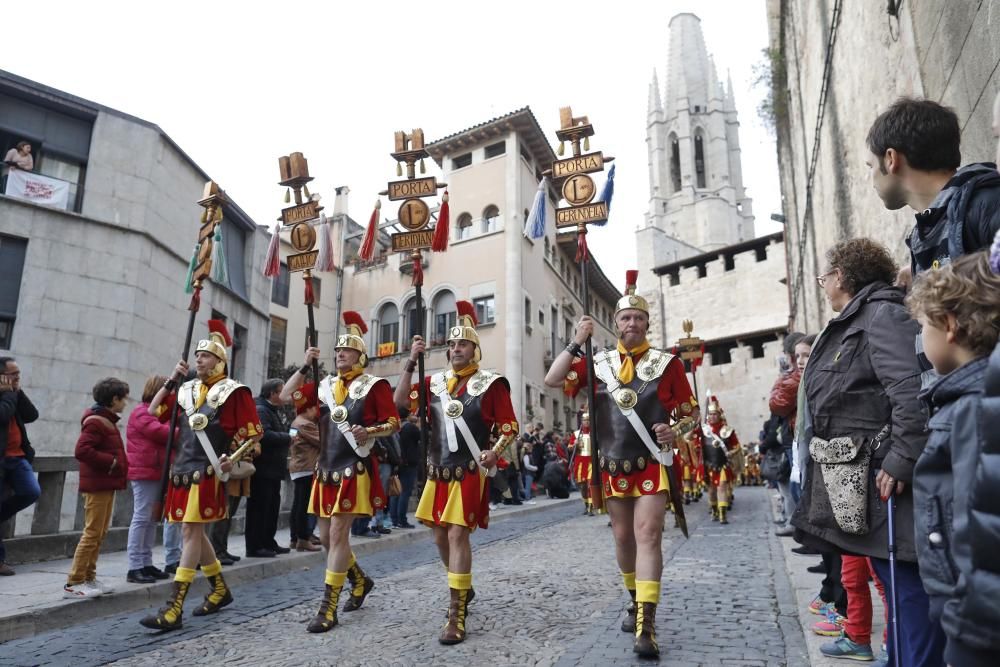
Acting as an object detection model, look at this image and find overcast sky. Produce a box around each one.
[5,0,780,287]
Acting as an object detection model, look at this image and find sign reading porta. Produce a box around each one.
[280,200,321,226]
[552,152,605,179]
[387,177,438,201]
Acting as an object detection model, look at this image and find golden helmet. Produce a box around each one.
[335,311,368,359]
[196,319,232,364]
[448,300,481,363]
[615,269,649,316]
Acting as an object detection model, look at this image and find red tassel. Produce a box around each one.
[575,233,588,262]
[188,287,201,312]
[359,200,381,261]
[263,223,281,277]
[431,190,450,252]
[411,255,423,286]
[303,274,315,305]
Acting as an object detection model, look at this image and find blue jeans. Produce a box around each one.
[372,463,393,529]
[523,473,534,499]
[163,519,181,566]
[0,457,41,563]
[870,557,946,667]
[389,466,417,526]
[127,480,159,570]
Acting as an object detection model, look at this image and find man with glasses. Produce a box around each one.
[0,357,41,575]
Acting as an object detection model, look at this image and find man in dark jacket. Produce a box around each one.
[389,409,420,529]
[0,357,40,575]
[245,379,292,557]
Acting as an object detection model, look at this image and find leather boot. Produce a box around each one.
[139,580,190,630]
[439,587,470,645]
[444,587,475,619]
[307,583,341,633]
[710,504,719,521]
[193,572,233,616]
[719,506,729,525]
[296,539,321,552]
[621,589,637,633]
[633,601,660,659]
[343,560,374,612]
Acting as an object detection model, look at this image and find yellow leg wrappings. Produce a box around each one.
[636,580,661,604]
[448,571,473,590]
[202,560,222,577]
[174,566,196,584]
[348,552,357,569]
[621,571,636,593]
[326,569,346,587]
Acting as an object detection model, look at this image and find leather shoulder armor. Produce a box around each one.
[634,348,674,383]
[720,426,735,439]
[429,371,448,396]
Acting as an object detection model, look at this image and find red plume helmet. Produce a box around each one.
[342,310,368,335]
[336,311,368,356]
[197,319,233,363]
[455,300,478,327]
[615,269,650,316]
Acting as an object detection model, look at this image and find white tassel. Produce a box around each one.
[314,213,336,272]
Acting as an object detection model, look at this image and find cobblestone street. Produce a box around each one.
[1,487,808,667]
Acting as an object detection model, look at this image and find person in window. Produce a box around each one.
[3,142,33,172]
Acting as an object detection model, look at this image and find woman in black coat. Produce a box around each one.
[791,238,944,666]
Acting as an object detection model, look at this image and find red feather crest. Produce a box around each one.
[343,311,368,334]
[455,300,478,326]
[207,319,233,346]
[624,269,639,293]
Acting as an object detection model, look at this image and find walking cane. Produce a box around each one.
[886,489,902,666]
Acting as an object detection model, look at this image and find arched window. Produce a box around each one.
[403,296,423,342]
[377,303,399,347]
[456,212,473,240]
[432,290,457,345]
[694,130,706,189]
[482,205,500,233]
[669,133,681,193]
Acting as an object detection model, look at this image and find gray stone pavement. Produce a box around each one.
[0,487,835,666]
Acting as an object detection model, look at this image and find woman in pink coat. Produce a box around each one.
[125,375,178,583]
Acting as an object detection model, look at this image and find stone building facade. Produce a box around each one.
[270,109,621,431]
[0,70,271,533]
[767,0,1000,331]
[636,14,790,441]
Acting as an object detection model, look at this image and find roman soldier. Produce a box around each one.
[141,320,262,631]
[281,312,400,633]
[544,270,697,660]
[393,300,518,645]
[677,427,699,504]
[569,412,595,515]
[701,396,741,524]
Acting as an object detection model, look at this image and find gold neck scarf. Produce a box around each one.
[616,339,651,384]
[195,372,227,410]
[446,363,479,395]
[334,369,363,405]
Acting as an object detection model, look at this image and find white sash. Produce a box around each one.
[435,387,497,477]
[593,355,672,466]
[183,384,229,482]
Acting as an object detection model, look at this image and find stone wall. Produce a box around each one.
[643,235,789,347]
[1,109,270,534]
[769,0,1000,331]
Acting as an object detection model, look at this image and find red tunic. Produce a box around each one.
[705,422,741,487]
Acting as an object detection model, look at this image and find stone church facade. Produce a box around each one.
[637,13,790,442]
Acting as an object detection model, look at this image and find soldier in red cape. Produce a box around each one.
[701,396,741,524]
[568,412,596,515]
[281,312,400,633]
[140,320,261,630]
[393,300,518,645]
[545,271,697,659]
